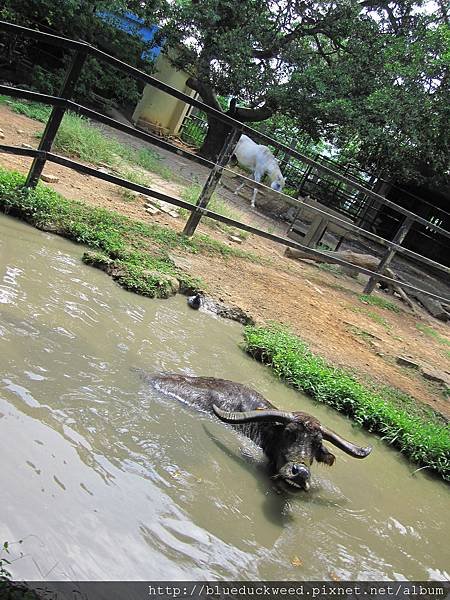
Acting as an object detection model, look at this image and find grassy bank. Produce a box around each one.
[0,95,172,180]
[0,96,256,236]
[0,167,260,297]
[243,324,450,481]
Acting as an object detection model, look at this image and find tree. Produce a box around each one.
[330,3,450,187]
[3,1,447,187]
[155,0,449,189]
[154,0,367,159]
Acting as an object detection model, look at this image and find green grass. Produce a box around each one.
[0,167,264,296]
[346,324,377,343]
[416,323,450,347]
[57,113,126,165]
[0,96,173,180]
[327,282,356,294]
[119,188,139,202]
[358,293,402,313]
[0,95,51,121]
[180,184,249,240]
[416,323,450,360]
[243,323,450,481]
[351,307,391,330]
[366,312,390,328]
[317,262,343,275]
[118,169,153,197]
[133,148,173,181]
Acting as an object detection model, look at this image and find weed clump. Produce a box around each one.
[358,293,402,313]
[416,323,450,347]
[82,250,181,298]
[243,323,450,481]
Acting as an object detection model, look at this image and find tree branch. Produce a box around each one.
[313,35,333,66]
[185,77,222,112]
[234,103,274,122]
[252,25,334,60]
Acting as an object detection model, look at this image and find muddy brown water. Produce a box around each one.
[0,214,449,581]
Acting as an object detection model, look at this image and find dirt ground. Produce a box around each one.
[1,104,449,418]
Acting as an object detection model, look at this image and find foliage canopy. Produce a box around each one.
[153,0,449,185]
[1,0,448,185]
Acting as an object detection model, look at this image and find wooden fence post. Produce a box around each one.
[363,216,414,294]
[25,48,88,188]
[182,128,241,237]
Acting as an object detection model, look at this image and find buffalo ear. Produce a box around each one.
[316,444,336,466]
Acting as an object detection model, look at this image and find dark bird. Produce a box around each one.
[187,293,202,309]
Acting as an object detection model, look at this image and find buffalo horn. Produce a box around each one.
[320,426,372,458]
[213,405,294,424]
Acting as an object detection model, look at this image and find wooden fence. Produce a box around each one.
[0,19,449,305]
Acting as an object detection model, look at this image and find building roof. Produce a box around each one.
[96,11,162,61]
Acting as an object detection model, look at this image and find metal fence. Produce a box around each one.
[0,19,449,305]
[179,114,450,253]
[180,114,208,148]
[179,113,374,208]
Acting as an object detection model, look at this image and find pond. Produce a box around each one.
[0,214,449,581]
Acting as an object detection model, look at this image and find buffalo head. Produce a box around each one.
[213,405,372,492]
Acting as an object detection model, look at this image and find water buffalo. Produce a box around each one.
[148,374,372,492]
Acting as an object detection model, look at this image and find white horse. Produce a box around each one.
[232,134,285,208]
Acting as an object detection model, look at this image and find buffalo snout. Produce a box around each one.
[278,461,312,491]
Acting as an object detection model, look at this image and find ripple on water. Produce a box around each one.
[0,266,26,305]
[1,215,450,581]
[24,370,47,382]
[2,378,41,408]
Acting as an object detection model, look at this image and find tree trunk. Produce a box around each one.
[284,247,382,269]
[198,115,233,161]
[186,76,275,161]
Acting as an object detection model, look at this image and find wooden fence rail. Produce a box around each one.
[0,20,448,306]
